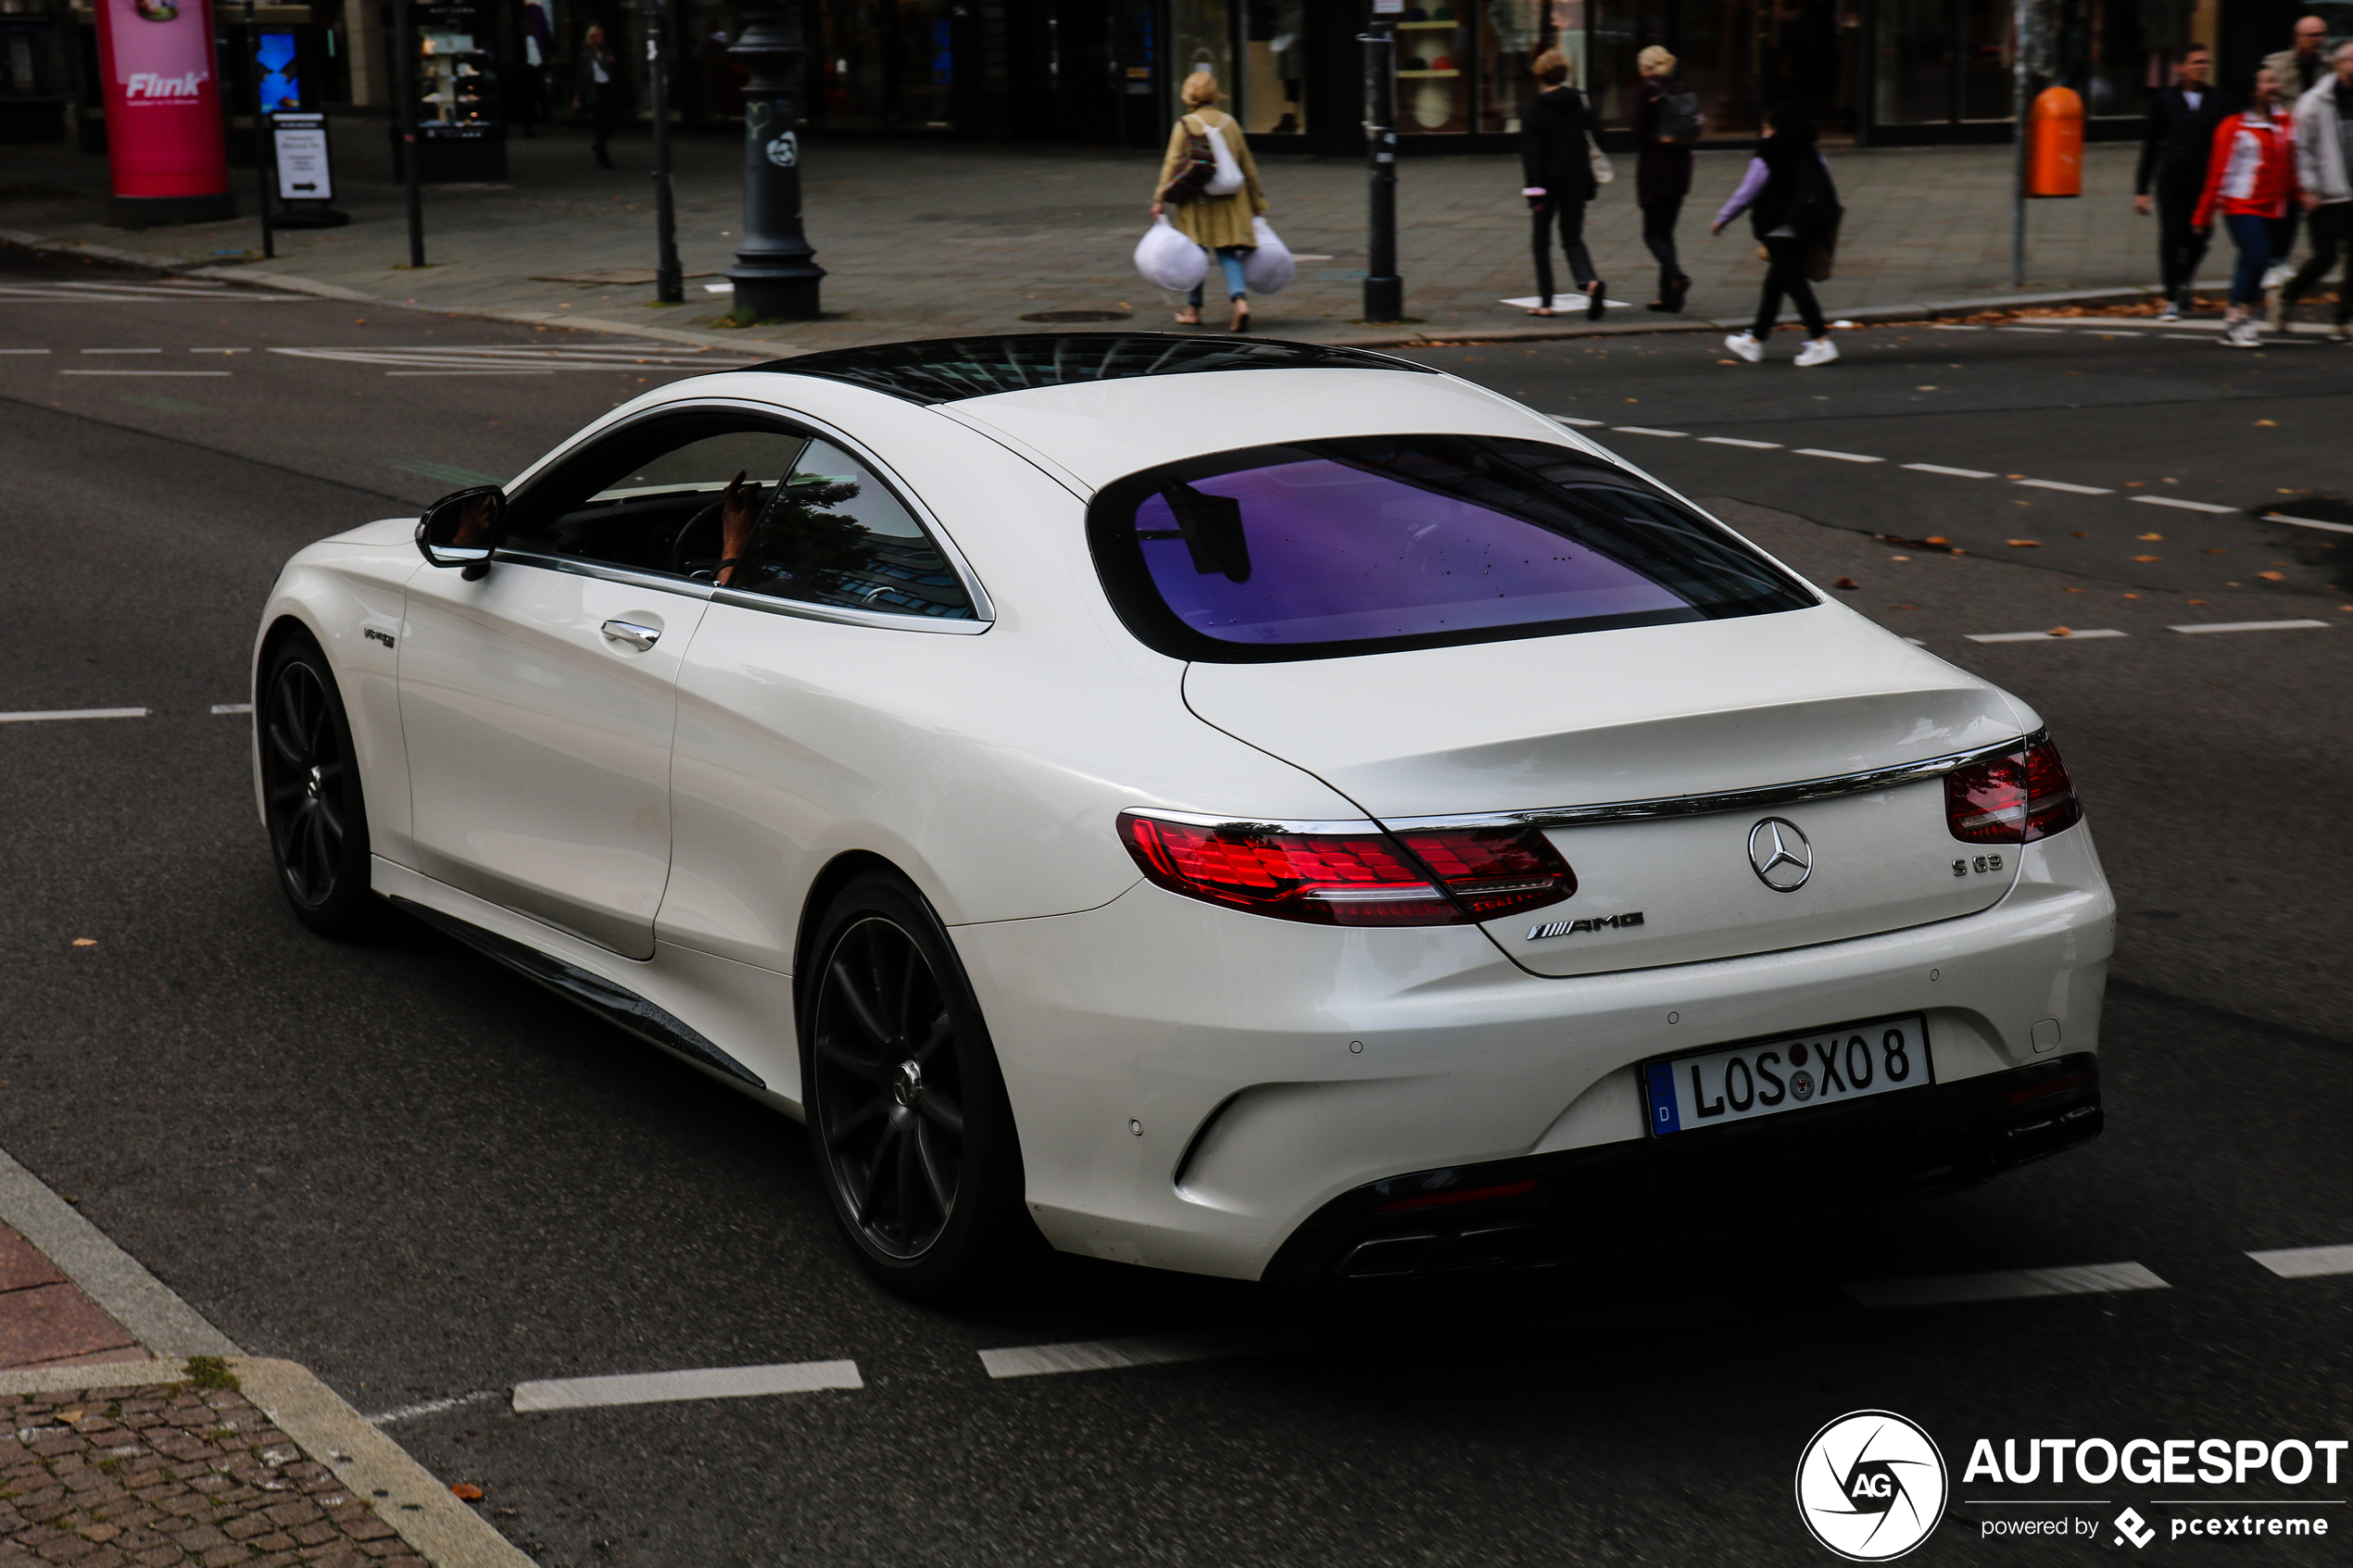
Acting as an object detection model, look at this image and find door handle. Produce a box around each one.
[599,619,661,651]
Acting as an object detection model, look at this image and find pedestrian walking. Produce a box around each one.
[2134,45,2222,320]
[1518,50,1605,320]
[2263,16,2333,274]
[574,24,624,170]
[1712,107,1842,368]
[1151,71,1268,333]
[1632,45,1699,313]
[2279,40,2353,339]
[2195,68,2300,347]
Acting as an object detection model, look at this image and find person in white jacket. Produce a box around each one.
[2279,40,2353,337]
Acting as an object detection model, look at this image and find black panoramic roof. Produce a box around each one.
[748,333,1436,406]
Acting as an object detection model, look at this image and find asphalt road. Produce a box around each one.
[3,245,2349,1567]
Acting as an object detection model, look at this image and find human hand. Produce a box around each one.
[717,470,756,586]
[1709,220,1725,236]
[1151,201,1164,219]
[2301,191,2322,212]
[2133,194,2151,216]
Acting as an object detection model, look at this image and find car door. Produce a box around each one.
[398,410,812,960]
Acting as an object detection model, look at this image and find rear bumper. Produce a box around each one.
[1263,1052,2103,1286]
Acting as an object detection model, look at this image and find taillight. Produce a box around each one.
[1117,813,1575,927]
[1943,738,2082,845]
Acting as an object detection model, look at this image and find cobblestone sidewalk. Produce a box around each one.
[0,1372,422,1568]
[3,126,2179,354]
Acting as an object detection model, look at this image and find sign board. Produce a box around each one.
[271,112,332,201]
[91,0,231,204]
[1371,0,1403,12]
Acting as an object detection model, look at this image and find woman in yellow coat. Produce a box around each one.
[1149,71,1269,332]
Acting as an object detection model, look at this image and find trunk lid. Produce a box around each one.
[1182,607,2031,974]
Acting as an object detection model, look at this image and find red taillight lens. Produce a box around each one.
[1944,738,2082,845]
[1117,814,1575,926]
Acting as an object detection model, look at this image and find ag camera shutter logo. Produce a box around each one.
[1795,1410,1948,1561]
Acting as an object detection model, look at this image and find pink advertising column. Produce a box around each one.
[91,0,234,223]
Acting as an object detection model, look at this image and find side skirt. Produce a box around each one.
[391,897,768,1089]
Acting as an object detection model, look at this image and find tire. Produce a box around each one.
[800,872,1037,1301]
[258,631,376,936]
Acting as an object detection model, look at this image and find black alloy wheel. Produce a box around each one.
[803,874,1034,1298]
[258,633,373,935]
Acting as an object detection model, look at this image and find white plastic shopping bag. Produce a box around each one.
[1242,217,1295,295]
[1135,217,1207,292]
[1202,122,1245,196]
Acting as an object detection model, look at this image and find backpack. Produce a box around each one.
[1162,115,1244,204]
[1788,154,1842,238]
[1655,87,1703,144]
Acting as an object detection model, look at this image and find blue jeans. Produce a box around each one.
[2223,212,2272,306]
[1188,246,1249,306]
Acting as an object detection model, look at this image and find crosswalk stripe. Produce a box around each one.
[2169,620,2329,634]
[0,708,149,723]
[979,1331,1289,1380]
[1844,1261,2169,1308]
[1966,629,2126,643]
[2246,1244,2353,1278]
[510,1360,862,1411]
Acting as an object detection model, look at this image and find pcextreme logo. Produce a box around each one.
[1795,1411,1949,1561]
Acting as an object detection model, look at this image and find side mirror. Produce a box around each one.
[416,486,506,580]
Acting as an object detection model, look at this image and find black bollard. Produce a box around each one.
[1359,27,1402,323]
[726,7,824,322]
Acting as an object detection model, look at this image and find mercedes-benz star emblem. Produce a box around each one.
[1748,817,1814,892]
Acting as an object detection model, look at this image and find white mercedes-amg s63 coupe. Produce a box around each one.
[250,335,2113,1298]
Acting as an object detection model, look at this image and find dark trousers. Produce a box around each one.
[1641,196,1683,290]
[1531,196,1595,307]
[2223,212,2274,306]
[2283,201,2352,320]
[590,103,623,164]
[2154,177,2210,300]
[1753,234,1827,339]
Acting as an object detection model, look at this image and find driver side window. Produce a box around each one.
[504,417,808,579]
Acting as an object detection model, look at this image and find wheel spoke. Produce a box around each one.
[917,1091,963,1139]
[892,1118,919,1236]
[814,1035,889,1083]
[911,1013,953,1067]
[826,1088,892,1144]
[265,718,307,769]
[913,1118,955,1218]
[828,956,895,1047]
[852,1123,900,1228]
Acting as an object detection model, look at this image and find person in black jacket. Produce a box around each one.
[2135,46,2222,320]
[1711,107,1842,367]
[1519,50,1605,320]
[1632,45,1697,312]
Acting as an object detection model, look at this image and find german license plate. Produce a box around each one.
[1642,1014,1931,1135]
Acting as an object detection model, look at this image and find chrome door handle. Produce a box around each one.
[599,619,661,651]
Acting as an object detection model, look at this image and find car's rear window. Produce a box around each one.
[1087,434,1816,662]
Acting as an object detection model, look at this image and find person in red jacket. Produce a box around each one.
[2196,67,2300,346]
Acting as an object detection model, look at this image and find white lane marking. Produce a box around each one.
[2246,1244,2353,1278]
[1701,435,1783,448]
[1966,629,2127,643]
[1844,1261,2169,1309]
[384,370,559,377]
[2268,511,2353,534]
[0,708,149,722]
[1613,426,1690,437]
[1552,415,1607,427]
[979,1331,1290,1380]
[365,1389,502,1425]
[0,348,52,355]
[2163,332,2208,340]
[2087,329,2145,336]
[511,1360,862,1412]
[1794,448,1883,463]
[60,370,232,377]
[268,344,751,371]
[2133,495,2239,514]
[190,347,250,354]
[82,347,162,354]
[1905,462,1996,478]
[2170,620,2329,634]
[2017,478,2113,495]
[210,703,254,715]
[1929,323,1984,331]
[1998,326,2064,333]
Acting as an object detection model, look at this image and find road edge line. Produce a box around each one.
[0,1145,236,1357]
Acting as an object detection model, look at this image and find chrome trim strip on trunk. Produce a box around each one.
[1379,731,2046,834]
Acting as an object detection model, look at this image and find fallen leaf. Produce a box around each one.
[2070,532,2090,538]
[1718,358,1739,365]
[2187,598,2207,606]
[2006,473,2026,480]
[2007,539,2043,548]
[1923,535,1951,546]
[2046,627,2073,636]
[1831,576,1861,590]
[2123,593,2141,599]
[2258,571,2286,581]
[2255,419,2277,426]
[70,938,95,947]
[1894,604,1918,610]
[2137,533,2162,541]
[1890,554,1911,561]
[1916,385,1937,391]
[2124,481,2145,488]
[2202,547,2228,554]
[2063,586,2085,594]
[451,1484,484,1501]
[2132,555,2162,562]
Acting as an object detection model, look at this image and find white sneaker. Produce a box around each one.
[1794,336,1840,368]
[2157,300,2182,322]
[1724,332,1764,362]
[2223,319,2262,348]
[2262,262,2291,289]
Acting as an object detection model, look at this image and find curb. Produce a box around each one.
[0,1146,528,1567]
[1,228,2247,354]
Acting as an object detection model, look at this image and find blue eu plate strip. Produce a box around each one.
[1644,1061,1680,1135]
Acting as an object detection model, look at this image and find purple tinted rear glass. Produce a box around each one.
[1098,435,1811,659]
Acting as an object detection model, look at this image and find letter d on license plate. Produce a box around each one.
[1642,1014,1931,1135]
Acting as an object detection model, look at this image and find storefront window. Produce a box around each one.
[1586,0,1642,123]
[1673,0,1755,133]
[1170,0,1231,109]
[1476,0,1549,132]
[1395,3,1467,132]
[1958,0,2011,119]
[1875,0,1955,124]
[1241,0,1303,132]
[813,0,956,132]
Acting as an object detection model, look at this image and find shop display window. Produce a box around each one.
[417,23,496,128]
[1169,0,1232,111]
[813,0,957,132]
[1241,0,1302,133]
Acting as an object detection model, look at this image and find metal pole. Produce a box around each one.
[392,0,425,268]
[648,0,682,302]
[1360,26,1401,322]
[726,7,824,320]
[2010,0,2031,287]
[245,0,272,257]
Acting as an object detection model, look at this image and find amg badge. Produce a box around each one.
[1528,911,1644,941]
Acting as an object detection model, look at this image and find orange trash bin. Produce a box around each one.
[2028,86,2084,197]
